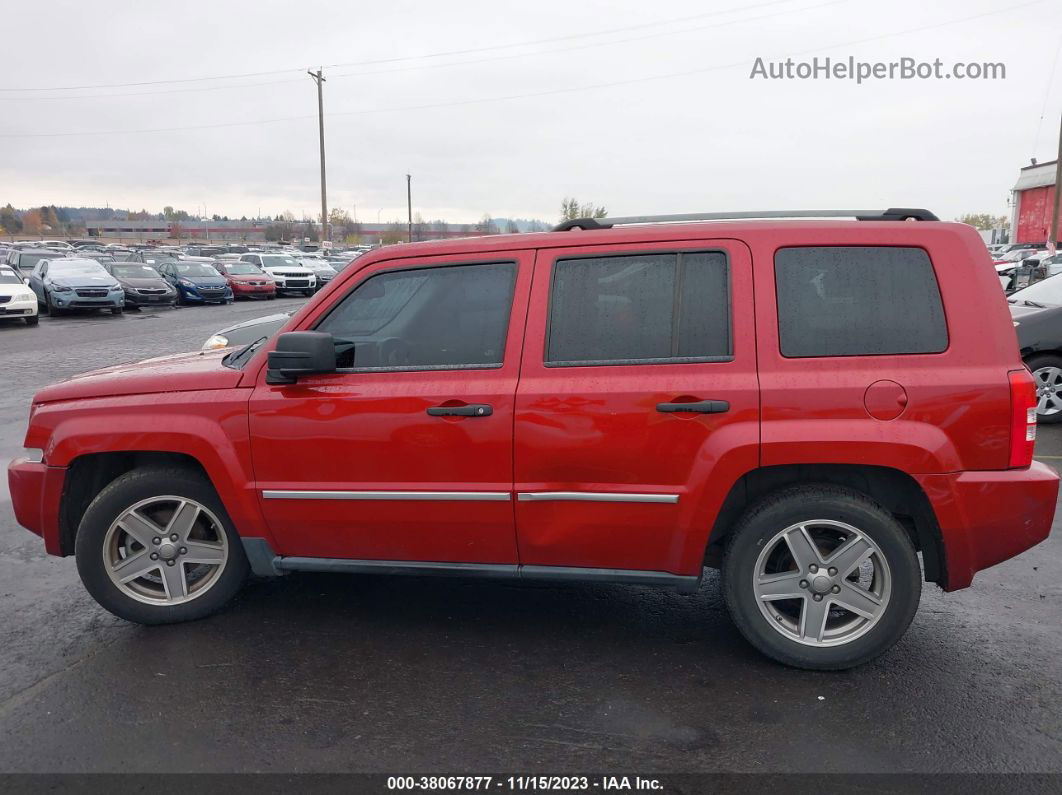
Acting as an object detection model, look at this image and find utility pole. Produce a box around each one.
[406,174,412,242]
[1051,112,1062,254]
[308,68,328,247]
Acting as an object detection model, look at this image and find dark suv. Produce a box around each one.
[8,209,1056,670]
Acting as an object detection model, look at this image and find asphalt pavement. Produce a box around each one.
[0,302,1059,774]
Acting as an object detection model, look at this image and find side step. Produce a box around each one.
[241,538,701,594]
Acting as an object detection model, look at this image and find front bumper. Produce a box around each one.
[916,461,1059,590]
[124,291,177,307]
[8,457,66,556]
[180,287,232,303]
[51,291,123,309]
[231,282,276,298]
[0,297,37,317]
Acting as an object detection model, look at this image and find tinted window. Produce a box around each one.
[547,251,730,365]
[317,262,516,370]
[775,246,947,357]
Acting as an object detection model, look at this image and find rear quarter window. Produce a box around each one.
[774,246,948,358]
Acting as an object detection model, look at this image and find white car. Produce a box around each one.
[0,265,39,326]
[239,253,316,296]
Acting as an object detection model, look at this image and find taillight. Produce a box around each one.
[1009,369,1037,468]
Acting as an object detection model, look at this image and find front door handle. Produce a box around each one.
[427,403,493,417]
[656,400,730,414]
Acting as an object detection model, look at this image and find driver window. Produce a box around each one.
[317,262,516,371]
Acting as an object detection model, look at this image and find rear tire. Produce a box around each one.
[722,484,920,671]
[75,467,249,625]
[1026,354,1062,424]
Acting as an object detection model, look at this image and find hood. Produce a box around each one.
[116,276,172,289]
[48,273,118,288]
[179,275,228,287]
[216,311,292,336]
[33,349,242,404]
[227,273,273,283]
[1008,302,1054,321]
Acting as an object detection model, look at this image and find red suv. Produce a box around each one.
[8,209,1057,670]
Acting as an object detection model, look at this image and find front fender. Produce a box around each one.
[31,389,268,543]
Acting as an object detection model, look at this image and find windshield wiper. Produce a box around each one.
[1020,299,1047,308]
[222,336,268,369]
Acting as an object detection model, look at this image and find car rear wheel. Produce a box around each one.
[722,484,920,670]
[75,468,248,625]
[1027,355,1062,424]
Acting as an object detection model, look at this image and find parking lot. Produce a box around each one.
[0,301,1060,774]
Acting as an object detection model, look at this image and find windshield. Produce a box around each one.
[21,253,58,269]
[0,269,22,285]
[174,263,221,278]
[112,264,162,279]
[220,263,262,275]
[261,256,300,268]
[1010,274,1062,306]
[50,261,108,277]
[1001,250,1036,262]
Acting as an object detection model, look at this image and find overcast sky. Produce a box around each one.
[1,0,1060,225]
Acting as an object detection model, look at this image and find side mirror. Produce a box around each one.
[266,331,337,385]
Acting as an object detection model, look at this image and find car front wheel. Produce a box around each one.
[1027,355,1062,424]
[75,467,248,625]
[722,484,920,670]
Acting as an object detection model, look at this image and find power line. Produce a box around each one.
[0,0,1046,139]
[0,0,836,103]
[0,0,799,93]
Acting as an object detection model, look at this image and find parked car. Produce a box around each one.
[102,262,178,309]
[8,208,1057,671]
[155,261,233,305]
[239,253,315,296]
[27,257,124,315]
[202,310,292,350]
[6,248,66,276]
[298,257,338,291]
[0,265,39,326]
[1008,274,1062,423]
[212,261,277,300]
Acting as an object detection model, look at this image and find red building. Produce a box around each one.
[1011,159,1059,244]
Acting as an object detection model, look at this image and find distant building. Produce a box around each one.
[1011,160,1060,244]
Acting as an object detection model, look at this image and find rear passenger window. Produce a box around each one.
[547,251,730,366]
[774,246,947,358]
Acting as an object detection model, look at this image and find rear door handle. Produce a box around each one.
[656,400,730,414]
[427,404,493,417]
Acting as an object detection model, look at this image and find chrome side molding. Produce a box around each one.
[262,490,511,501]
[516,492,679,504]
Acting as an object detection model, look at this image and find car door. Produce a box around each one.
[27,262,46,301]
[513,239,759,576]
[248,250,534,563]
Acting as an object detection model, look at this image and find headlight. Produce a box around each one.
[202,334,230,350]
[179,278,194,287]
[18,291,35,300]
[51,283,72,292]
[1013,321,1021,327]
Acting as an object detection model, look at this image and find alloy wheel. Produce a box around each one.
[753,519,891,647]
[102,495,229,605]
[1033,366,1062,417]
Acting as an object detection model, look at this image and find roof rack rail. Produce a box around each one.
[552,208,939,231]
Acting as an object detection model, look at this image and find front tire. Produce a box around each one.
[111,306,123,315]
[1027,354,1062,424]
[722,484,920,670]
[302,289,314,297]
[75,467,248,625]
[24,315,39,326]
[46,291,62,316]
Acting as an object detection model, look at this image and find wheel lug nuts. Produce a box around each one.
[813,593,823,601]
[150,552,159,560]
[152,537,161,545]
[179,547,187,555]
[166,560,175,567]
[170,534,179,542]
[809,564,818,573]
[832,585,841,593]
[828,567,837,576]
[799,579,808,589]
